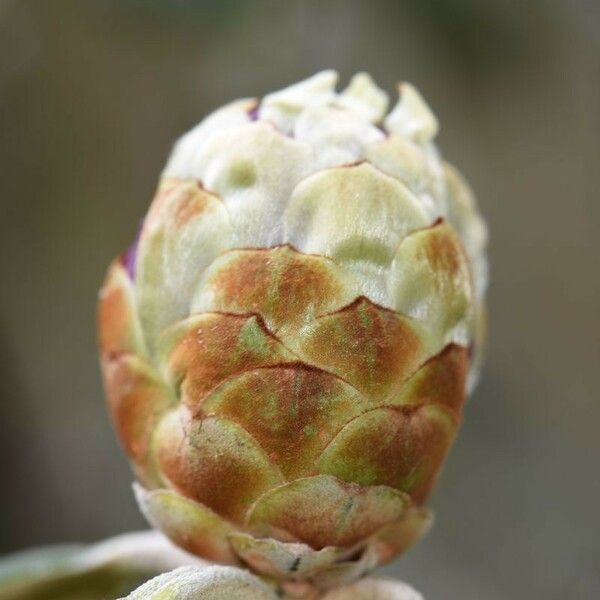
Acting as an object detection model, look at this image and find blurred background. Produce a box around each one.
[0,0,598,598]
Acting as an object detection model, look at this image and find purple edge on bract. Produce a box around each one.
[122,220,144,280]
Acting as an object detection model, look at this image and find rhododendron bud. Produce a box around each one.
[98,71,487,595]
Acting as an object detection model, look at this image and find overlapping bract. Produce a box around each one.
[98,71,487,595]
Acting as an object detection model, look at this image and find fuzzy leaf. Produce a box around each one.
[0,532,201,600]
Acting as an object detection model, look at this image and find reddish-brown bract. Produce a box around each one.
[98,260,141,357]
[103,354,172,486]
[195,246,355,333]
[296,297,427,400]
